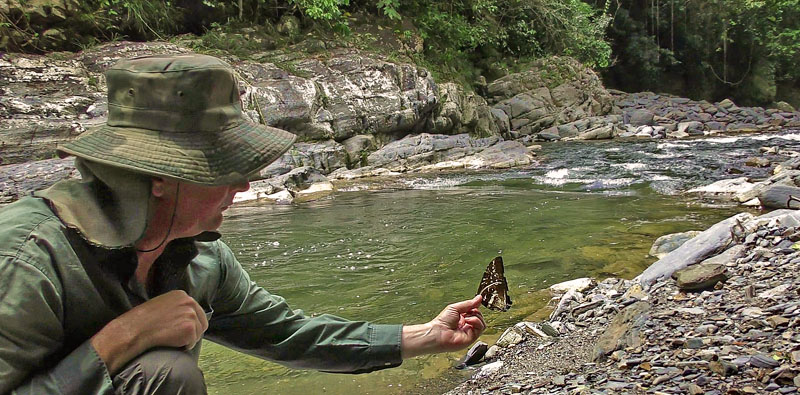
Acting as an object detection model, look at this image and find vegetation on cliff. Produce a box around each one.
[1,0,798,106]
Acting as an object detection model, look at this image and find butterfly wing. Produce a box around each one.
[476,256,512,311]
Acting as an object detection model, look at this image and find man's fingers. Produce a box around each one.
[449,295,483,313]
[190,301,209,339]
[463,315,485,331]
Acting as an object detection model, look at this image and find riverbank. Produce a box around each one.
[446,207,800,393]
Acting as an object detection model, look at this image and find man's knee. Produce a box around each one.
[113,348,206,395]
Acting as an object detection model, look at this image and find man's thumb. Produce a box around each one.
[451,295,482,312]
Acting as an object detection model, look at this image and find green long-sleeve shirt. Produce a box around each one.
[0,197,403,394]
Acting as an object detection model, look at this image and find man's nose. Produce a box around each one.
[232,181,250,193]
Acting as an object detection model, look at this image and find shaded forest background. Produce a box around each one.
[2,0,799,107]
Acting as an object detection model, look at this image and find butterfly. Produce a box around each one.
[476,256,512,311]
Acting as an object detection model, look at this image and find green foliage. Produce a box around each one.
[376,0,401,20]
[289,0,349,20]
[407,0,611,70]
[604,0,800,104]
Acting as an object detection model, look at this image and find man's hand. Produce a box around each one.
[401,295,486,359]
[90,290,209,374]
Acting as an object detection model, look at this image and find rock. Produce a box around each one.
[341,135,376,168]
[626,109,655,126]
[276,15,301,37]
[431,83,499,137]
[776,101,796,112]
[699,244,746,266]
[475,361,504,378]
[233,180,278,203]
[539,322,560,337]
[718,98,737,110]
[265,189,293,204]
[672,264,729,291]
[758,283,791,299]
[570,124,614,140]
[767,315,790,328]
[709,360,738,376]
[736,170,800,203]
[0,157,78,205]
[549,278,597,295]
[687,177,755,198]
[484,345,500,360]
[744,156,771,167]
[622,284,648,300]
[293,181,334,203]
[365,133,499,170]
[460,341,489,366]
[749,354,780,368]
[496,327,525,347]
[677,121,703,135]
[593,301,651,361]
[649,231,702,259]
[637,213,754,286]
[759,185,800,209]
[487,56,613,137]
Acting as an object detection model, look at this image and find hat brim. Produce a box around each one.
[58,120,297,186]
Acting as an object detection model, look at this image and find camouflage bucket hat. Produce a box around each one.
[58,54,296,185]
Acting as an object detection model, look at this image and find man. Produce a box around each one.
[0,54,485,394]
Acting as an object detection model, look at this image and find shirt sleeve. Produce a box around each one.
[203,242,403,373]
[0,255,115,394]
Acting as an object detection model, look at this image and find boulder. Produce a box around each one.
[735,170,800,203]
[758,184,800,209]
[687,177,755,199]
[496,326,525,347]
[365,133,499,170]
[775,101,796,112]
[649,231,702,259]
[342,135,376,169]
[744,157,771,167]
[430,82,499,137]
[549,278,597,295]
[459,341,488,367]
[637,213,755,286]
[626,109,654,126]
[593,301,651,362]
[672,264,729,291]
[294,181,335,203]
[677,121,703,135]
[569,124,614,140]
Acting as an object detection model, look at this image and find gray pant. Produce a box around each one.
[113,348,207,395]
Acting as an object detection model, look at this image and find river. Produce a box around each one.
[200,131,800,394]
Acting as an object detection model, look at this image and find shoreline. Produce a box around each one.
[445,209,800,394]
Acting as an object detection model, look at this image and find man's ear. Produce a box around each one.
[151,177,167,198]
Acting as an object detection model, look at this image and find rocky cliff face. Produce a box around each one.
[1,42,616,167]
[1,41,622,204]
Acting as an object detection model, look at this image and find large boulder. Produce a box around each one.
[364,133,499,170]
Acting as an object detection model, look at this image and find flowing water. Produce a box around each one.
[200,131,800,394]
